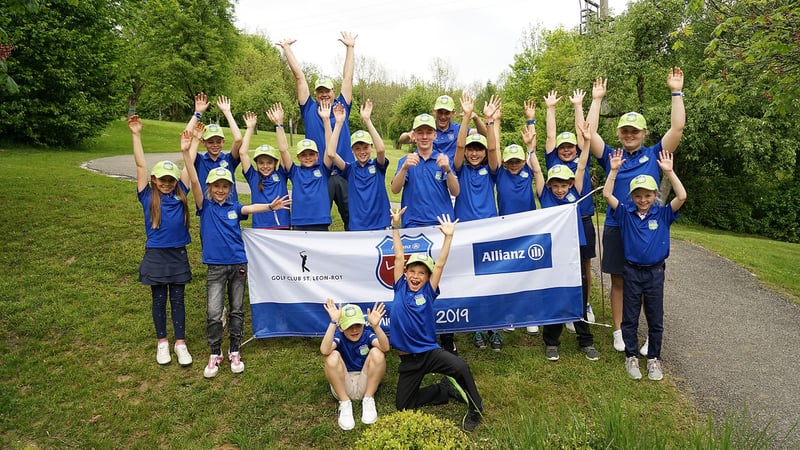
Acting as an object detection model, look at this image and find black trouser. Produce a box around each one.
[396,348,483,413]
[543,261,594,347]
[328,173,349,231]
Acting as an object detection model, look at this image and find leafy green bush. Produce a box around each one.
[353,409,472,450]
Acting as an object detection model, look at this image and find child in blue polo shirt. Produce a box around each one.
[603,148,686,381]
[321,300,390,430]
[181,124,291,379]
[324,99,391,231]
[388,207,484,432]
[129,115,194,367]
[240,109,291,229]
[527,122,599,363]
[184,93,244,202]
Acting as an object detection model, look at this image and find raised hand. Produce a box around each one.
[317,99,332,120]
[128,115,142,135]
[436,214,459,237]
[460,92,475,118]
[667,67,684,92]
[524,100,536,120]
[390,206,406,228]
[578,121,592,142]
[339,31,358,48]
[277,38,296,50]
[570,89,586,105]
[592,78,607,99]
[266,103,285,125]
[243,111,257,129]
[323,298,342,323]
[657,150,674,172]
[522,124,536,148]
[367,302,386,328]
[436,153,451,172]
[544,90,561,108]
[194,92,210,114]
[216,96,232,114]
[483,95,501,120]
[333,102,346,124]
[270,194,292,211]
[180,130,192,152]
[609,148,626,170]
[360,99,373,122]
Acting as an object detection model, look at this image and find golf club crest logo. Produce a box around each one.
[375,233,433,289]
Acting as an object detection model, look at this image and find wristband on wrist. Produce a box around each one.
[194,112,202,120]
[671,92,683,97]
[275,123,284,128]
[526,119,536,125]
[330,320,337,326]
[485,121,494,126]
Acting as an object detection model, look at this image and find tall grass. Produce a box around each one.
[0,118,793,448]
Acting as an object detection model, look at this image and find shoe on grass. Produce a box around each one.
[203,354,223,378]
[581,345,600,361]
[229,351,245,374]
[640,338,649,357]
[338,400,355,431]
[156,341,171,365]
[473,332,487,349]
[526,326,539,335]
[489,332,503,352]
[625,356,642,380]
[647,358,663,381]
[361,396,378,424]
[174,343,192,367]
[545,346,560,361]
[462,409,482,432]
[613,329,625,352]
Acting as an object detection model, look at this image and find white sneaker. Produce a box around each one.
[586,305,595,323]
[625,356,642,380]
[174,343,192,367]
[526,326,539,335]
[640,339,649,357]
[338,400,355,430]
[647,358,664,381]
[229,351,245,374]
[156,341,171,365]
[566,322,576,333]
[361,396,378,424]
[203,354,223,378]
[613,329,625,352]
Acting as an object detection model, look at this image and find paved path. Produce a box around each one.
[86,154,800,447]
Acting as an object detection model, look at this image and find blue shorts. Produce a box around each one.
[580,216,596,260]
[601,226,625,275]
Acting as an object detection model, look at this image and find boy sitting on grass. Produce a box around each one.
[321,300,390,431]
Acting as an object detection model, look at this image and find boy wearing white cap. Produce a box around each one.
[603,148,686,381]
[321,300,390,430]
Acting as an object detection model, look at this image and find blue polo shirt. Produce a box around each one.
[540,187,586,246]
[454,164,497,221]
[495,166,536,215]
[433,122,460,162]
[388,275,440,354]
[342,158,391,231]
[613,202,679,265]
[197,199,247,265]
[299,93,355,170]
[395,150,455,228]
[598,142,663,227]
[546,149,594,216]
[195,152,240,202]
[243,165,290,229]
[138,183,192,248]
[287,163,332,226]
[333,327,378,372]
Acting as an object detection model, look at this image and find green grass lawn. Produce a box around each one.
[0,117,795,448]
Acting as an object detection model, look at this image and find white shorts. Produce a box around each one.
[331,371,367,400]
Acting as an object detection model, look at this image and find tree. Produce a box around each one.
[0,0,124,146]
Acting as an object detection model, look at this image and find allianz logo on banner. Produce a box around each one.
[472,234,553,276]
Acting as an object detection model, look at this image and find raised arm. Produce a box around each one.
[239,111,258,174]
[544,90,561,153]
[574,121,592,195]
[128,115,149,192]
[320,298,341,356]
[570,89,586,150]
[217,96,242,159]
[186,93,210,164]
[660,67,686,153]
[454,92,474,171]
[430,214,458,291]
[266,103,293,170]
[278,38,310,106]
[523,125,544,198]
[657,150,687,212]
[360,100,386,165]
[324,102,347,170]
[367,302,390,352]
[491,100,503,167]
[182,126,205,210]
[603,149,625,210]
[586,78,607,158]
[338,31,357,103]
[484,95,501,172]
[391,207,407,282]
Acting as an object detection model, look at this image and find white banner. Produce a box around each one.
[243,204,583,338]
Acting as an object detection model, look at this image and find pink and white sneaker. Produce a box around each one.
[229,351,244,374]
[203,354,223,378]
